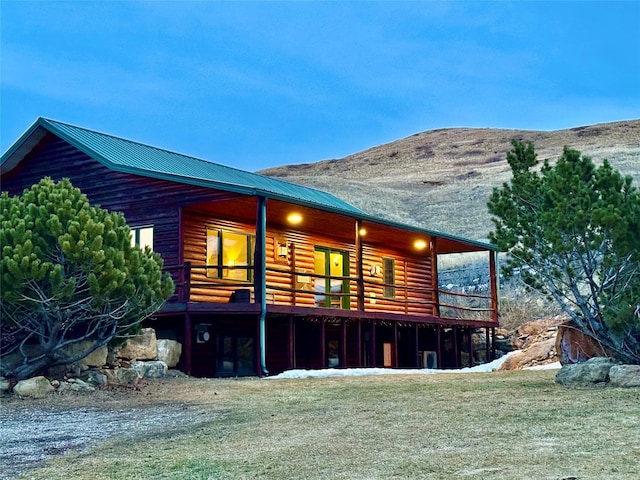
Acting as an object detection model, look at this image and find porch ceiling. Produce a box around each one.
[189,197,490,256]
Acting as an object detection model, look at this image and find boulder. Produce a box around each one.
[511,318,564,350]
[609,365,640,388]
[555,356,618,386]
[100,367,141,385]
[156,339,182,368]
[132,360,168,379]
[555,324,609,365]
[58,378,95,393]
[498,337,557,371]
[0,376,11,393]
[13,376,54,398]
[116,328,157,361]
[80,370,108,387]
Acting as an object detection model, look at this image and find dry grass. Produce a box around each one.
[260,120,640,241]
[10,371,640,480]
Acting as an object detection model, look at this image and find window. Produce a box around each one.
[383,257,395,298]
[206,229,255,281]
[130,226,154,251]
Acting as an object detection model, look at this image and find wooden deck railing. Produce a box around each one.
[164,262,497,322]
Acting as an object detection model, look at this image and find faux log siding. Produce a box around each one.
[181,209,436,313]
[182,210,255,303]
[2,134,237,273]
[361,245,434,316]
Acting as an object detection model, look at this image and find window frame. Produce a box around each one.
[382,257,395,298]
[206,228,255,282]
[130,225,154,251]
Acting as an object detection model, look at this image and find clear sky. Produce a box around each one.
[2,1,639,172]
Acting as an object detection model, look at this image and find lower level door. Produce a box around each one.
[216,334,255,376]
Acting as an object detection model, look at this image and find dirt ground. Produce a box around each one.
[0,378,224,480]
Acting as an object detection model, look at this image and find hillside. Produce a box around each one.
[260,120,640,241]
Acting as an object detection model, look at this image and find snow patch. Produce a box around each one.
[267,351,521,379]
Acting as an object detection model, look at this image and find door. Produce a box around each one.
[216,334,256,376]
[314,247,350,309]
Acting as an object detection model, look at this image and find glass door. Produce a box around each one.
[314,247,350,309]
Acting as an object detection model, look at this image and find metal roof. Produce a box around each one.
[1,117,497,252]
[1,117,363,216]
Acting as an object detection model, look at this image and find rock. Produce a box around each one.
[156,339,182,368]
[511,318,563,350]
[132,360,168,379]
[80,370,108,386]
[13,376,54,398]
[555,357,619,386]
[609,365,640,388]
[100,367,141,385]
[0,376,11,393]
[555,324,609,365]
[117,328,157,361]
[166,369,188,378]
[81,344,108,368]
[498,337,557,370]
[58,378,95,393]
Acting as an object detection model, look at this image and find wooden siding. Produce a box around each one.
[1,134,239,271]
[182,208,436,316]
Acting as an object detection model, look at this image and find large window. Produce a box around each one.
[130,225,154,251]
[383,257,395,298]
[206,229,255,281]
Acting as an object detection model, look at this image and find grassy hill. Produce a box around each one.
[260,120,640,241]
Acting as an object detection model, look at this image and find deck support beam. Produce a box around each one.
[356,220,365,311]
[341,319,347,368]
[184,312,192,375]
[288,315,295,370]
[320,318,326,368]
[255,196,268,376]
[393,322,399,368]
[371,320,376,367]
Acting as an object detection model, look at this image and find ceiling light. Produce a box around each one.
[287,213,303,225]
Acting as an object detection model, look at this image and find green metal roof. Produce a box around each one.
[1,117,497,252]
[1,117,364,216]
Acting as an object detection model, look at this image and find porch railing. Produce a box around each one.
[164,262,497,322]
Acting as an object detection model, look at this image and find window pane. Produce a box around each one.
[383,258,395,298]
[139,227,153,251]
[222,231,249,281]
[206,229,220,278]
[130,226,154,251]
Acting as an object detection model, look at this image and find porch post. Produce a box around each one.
[341,319,347,368]
[485,326,491,363]
[184,312,192,375]
[356,220,365,311]
[288,315,295,370]
[467,327,474,367]
[414,323,419,368]
[453,326,460,368]
[255,196,268,376]
[393,322,399,368]
[356,319,362,367]
[490,250,499,324]
[430,238,440,317]
[371,320,376,367]
[491,327,497,361]
[320,318,326,368]
[436,325,442,369]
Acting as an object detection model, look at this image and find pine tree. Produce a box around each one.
[488,141,640,364]
[1,178,174,380]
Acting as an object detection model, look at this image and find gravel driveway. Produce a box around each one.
[0,399,216,480]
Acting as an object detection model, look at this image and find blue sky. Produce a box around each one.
[2,1,639,171]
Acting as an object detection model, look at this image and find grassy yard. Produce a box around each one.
[16,370,640,480]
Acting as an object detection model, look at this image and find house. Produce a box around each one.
[1,118,500,377]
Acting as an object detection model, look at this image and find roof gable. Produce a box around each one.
[1,117,363,216]
[1,117,497,253]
